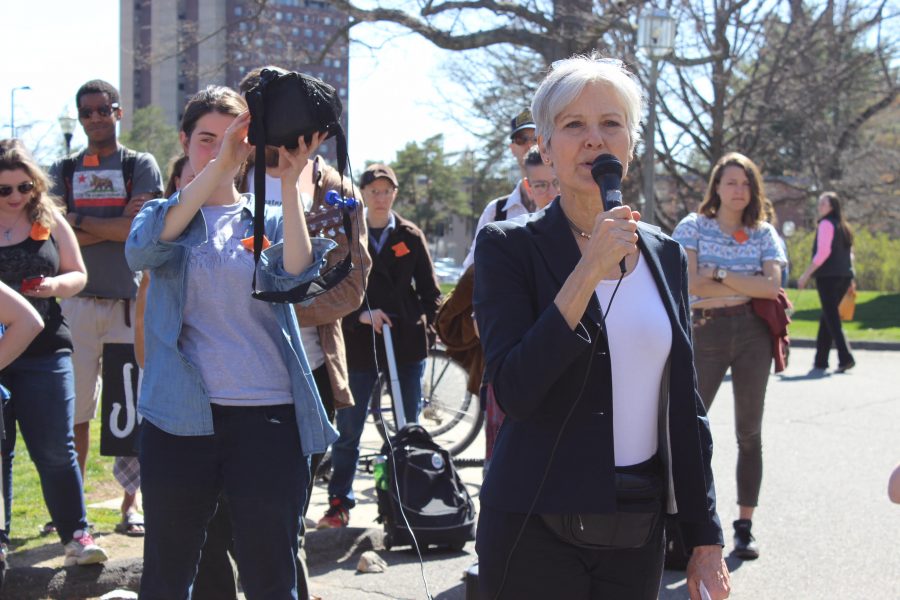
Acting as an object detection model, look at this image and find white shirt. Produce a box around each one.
[462,180,532,269]
[247,167,325,370]
[594,254,672,467]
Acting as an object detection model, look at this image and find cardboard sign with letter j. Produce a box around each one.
[100,343,143,457]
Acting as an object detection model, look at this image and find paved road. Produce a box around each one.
[304,347,900,599]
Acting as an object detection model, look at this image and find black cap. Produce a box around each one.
[510,108,535,139]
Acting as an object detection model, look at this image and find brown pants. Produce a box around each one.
[692,312,772,507]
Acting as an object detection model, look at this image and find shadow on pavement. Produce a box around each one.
[306,526,470,575]
[433,581,466,599]
[777,369,832,382]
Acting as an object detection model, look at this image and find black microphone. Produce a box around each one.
[590,154,627,274]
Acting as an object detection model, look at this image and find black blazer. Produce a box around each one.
[344,211,441,370]
[473,199,723,548]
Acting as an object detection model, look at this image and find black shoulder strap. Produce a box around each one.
[62,157,77,209]
[121,149,138,201]
[493,195,510,222]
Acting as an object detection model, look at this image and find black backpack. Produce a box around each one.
[377,424,476,551]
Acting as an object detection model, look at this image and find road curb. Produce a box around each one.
[1,528,382,599]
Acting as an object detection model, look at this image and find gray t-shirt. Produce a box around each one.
[180,202,293,406]
[49,146,163,298]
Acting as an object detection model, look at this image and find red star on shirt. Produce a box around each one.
[77,174,87,184]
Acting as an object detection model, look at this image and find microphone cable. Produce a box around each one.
[352,176,434,600]
[491,269,626,600]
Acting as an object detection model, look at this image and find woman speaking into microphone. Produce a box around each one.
[472,55,730,600]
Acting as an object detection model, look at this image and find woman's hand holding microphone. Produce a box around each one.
[582,205,641,282]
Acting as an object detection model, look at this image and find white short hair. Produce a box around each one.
[532,54,644,156]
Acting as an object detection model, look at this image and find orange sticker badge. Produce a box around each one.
[30,223,51,241]
[732,229,749,243]
[241,235,271,252]
[392,241,411,257]
[82,154,100,167]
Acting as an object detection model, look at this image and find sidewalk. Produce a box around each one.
[4,346,899,599]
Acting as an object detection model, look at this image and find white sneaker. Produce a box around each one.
[63,529,109,567]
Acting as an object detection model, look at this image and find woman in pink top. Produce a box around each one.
[797,192,855,372]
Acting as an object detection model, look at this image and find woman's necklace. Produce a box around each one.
[565,215,592,240]
[0,212,24,242]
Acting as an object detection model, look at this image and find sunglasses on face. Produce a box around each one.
[0,182,35,197]
[513,132,537,146]
[78,103,120,119]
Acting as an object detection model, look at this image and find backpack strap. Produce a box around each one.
[61,157,77,209]
[493,195,510,222]
[121,148,138,202]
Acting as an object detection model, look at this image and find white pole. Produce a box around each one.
[381,324,407,430]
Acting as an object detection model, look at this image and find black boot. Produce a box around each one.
[733,519,759,559]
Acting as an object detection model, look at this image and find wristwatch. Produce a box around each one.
[74,213,85,229]
[713,268,728,283]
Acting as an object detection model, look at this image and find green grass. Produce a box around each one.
[8,419,122,552]
[785,289,900,342]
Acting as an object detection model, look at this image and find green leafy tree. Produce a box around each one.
[120,106,182,175]
[389,135,468,235]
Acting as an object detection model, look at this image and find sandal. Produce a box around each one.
[114,512,145,537]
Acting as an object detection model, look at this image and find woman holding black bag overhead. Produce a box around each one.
[797,192,856,373]
[126,86,337,599]
[473,54,729,600]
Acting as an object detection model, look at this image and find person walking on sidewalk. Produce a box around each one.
[318,163,441,529]
[673,152,786,561]
[797,191,856,373]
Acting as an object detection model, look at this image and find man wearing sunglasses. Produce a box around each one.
[48,79,163,539]
[461,109,537,270]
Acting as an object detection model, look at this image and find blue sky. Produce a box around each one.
[1,0,480,171]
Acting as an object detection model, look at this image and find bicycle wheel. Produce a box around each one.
[373,348,483,457]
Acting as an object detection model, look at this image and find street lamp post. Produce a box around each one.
[10,85,32,138]
[638,9,676,225]
[59,108,77,155]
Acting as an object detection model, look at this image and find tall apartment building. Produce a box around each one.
[120,0,350,163]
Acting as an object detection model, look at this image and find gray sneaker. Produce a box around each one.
[63,529,109,567]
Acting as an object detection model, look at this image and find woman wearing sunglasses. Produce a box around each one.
[0,139,109,567]
[125,86,337,599]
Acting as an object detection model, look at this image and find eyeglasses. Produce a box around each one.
[365,188,396,197]
[529,179,559,193]
[0,182,35,197]
[78,103,120,119]
[512,132,537,147]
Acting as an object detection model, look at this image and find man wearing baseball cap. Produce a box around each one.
[317,163,441,529]
[462,108,538,269]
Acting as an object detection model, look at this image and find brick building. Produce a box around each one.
[120,0,349,163]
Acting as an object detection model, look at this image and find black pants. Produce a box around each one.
[476,505,664,600]
[814,276,855,368]
[191,366,336,600]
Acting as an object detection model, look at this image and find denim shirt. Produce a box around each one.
[125,193,339,456]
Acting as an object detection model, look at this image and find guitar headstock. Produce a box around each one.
[306,205,345,239]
